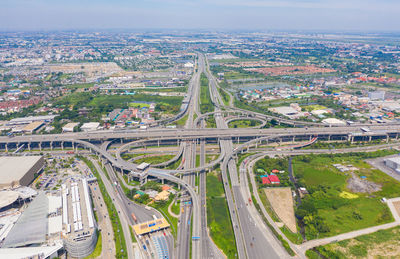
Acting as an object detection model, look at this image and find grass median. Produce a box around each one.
[206,172,237,258]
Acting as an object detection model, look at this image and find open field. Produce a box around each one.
[293,150,400,240]
[264,187,297,233]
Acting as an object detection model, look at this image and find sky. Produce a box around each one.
[1,0,400,31]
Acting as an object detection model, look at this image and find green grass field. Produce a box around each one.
[293,151,400,240]
[200,73,214,114]
[206,172,236,258]
[228,119,261,128]
[134,155,175,165]
[171,200,180,215]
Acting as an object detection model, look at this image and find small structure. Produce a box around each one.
[154,190,170,201]
[137,162,150,171]
[268,175,280,185]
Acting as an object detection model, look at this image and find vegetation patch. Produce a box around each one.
[339,191,359,199]
[293,151,399,240]
[206,172,236,258]
[228,119,261,128]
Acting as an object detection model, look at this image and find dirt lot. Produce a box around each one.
[264,187,297,233]
[347,172,382,193]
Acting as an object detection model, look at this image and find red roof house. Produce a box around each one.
[268,175,280,185]
[262,177,271,185]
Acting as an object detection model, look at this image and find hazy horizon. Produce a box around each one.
[1,0,400,32]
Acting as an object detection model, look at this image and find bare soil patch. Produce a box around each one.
[264,187,297,233]
[347,172,381,193]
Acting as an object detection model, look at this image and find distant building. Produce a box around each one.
[368,91,385,101]
[80,122,100,132]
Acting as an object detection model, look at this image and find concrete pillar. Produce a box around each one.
[120,138,123,144]
[292,136,295,142]
[28,143,31,151]
[5,144,8,152]
[328,135,331,141]
[158,140,160,147]
[387,134,389,143]
[162,178,164,184]
[50,142,53,150]
[61,141,64,150]
[369,136,372,142]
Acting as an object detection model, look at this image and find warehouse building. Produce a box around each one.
[0,156,44,190]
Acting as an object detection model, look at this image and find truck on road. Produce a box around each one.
[131,212,137,223]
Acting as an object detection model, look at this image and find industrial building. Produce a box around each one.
[0,156,44,190]
[7,115,57,126]
[62,178,97,258]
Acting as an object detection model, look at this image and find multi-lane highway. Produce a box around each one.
[203,54,285,258]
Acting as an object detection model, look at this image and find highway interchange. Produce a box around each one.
[5,54,400,259]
